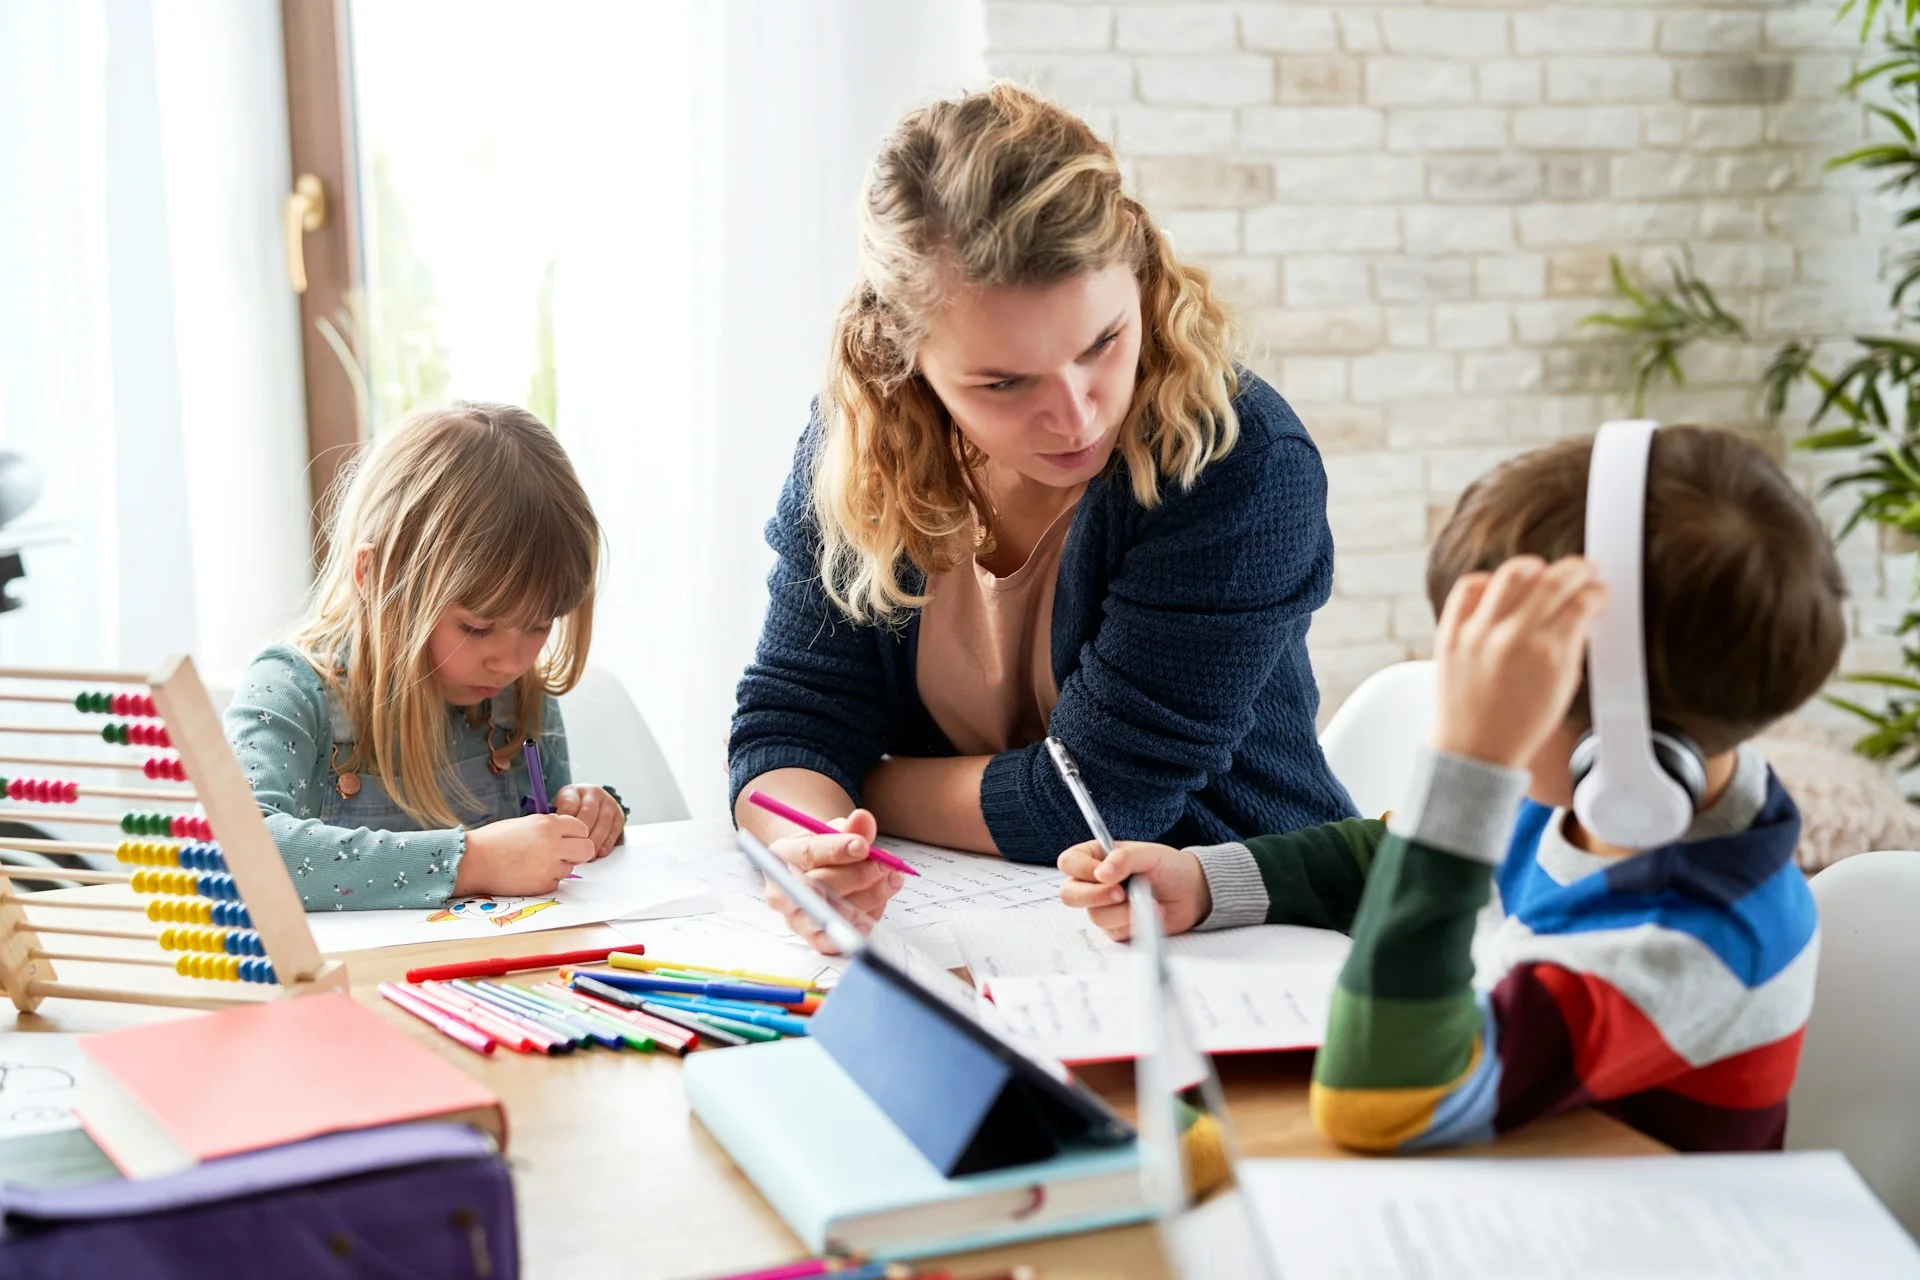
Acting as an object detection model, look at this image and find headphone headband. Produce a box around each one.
[1571,420,1696,848]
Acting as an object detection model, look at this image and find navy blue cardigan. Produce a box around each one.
[728,372,1357,864]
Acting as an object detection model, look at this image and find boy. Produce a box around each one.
[1057,426,1847,1153]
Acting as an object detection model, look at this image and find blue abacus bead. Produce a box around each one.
[250,933,265,956]
[216,874,237,900]
[178,845,198,871]
[223,931,241,955]
[202,845,226,873]
[232,903,252,928]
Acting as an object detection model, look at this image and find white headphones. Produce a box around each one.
[1568,419,1708,850]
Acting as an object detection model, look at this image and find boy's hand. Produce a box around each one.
[553,784,624,857]
[457,813,595,896]
[763,808,904,954]
[1432,555,1607,770]
[1057,840,1211,942]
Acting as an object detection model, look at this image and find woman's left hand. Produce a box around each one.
[553,785,625,857]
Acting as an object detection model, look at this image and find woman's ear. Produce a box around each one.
[351,543,375,589]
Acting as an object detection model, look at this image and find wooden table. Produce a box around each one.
[5,904,1664,1280]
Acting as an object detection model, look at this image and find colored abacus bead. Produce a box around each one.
[142,756,187,782]
[6,777,80,804]
[168,815,212,841]
[212,901,252,929]
[74,691,157,718]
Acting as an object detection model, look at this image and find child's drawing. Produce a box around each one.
[426,895,560,927]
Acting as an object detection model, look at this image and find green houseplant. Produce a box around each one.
[1587,1,1920,774]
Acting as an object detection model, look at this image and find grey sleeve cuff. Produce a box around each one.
[1191,842,1270,930]
[1387,748,1529,866]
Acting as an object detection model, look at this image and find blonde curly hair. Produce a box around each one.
[814,81,1242,626]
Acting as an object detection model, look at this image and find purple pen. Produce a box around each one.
[523,738,551,814]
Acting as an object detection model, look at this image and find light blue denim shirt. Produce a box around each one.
[223,644,572,910]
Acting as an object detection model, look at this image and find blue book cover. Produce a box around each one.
[683,1037,1149,1260]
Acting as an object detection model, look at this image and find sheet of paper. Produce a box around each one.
[986,959,1341,1063]
[1237,1152,1920,1279]
[617,819,1066,971]
[0,1034,84,1138]
[305,839,716,952]
[951,904,1351,982]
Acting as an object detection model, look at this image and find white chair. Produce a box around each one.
[556,664,689,823]
[1317,660,1435,819]
[1787,849,1920,1236]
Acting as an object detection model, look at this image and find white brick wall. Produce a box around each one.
[988,0,1894,721]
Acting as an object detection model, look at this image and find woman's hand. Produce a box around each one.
[763,808,905,953]
[1057,839,1211,941]
[457,814,595,896]
[553,784,624,857]
[1432,555,1607,770]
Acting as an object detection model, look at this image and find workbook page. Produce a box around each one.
[984,959,1341,1063]
[950,905,1350,982]
[1239,1153,1920,1279]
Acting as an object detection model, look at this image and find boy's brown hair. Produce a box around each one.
[1426,426,1847,755]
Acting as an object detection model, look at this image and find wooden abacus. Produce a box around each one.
[0,656,346,1012]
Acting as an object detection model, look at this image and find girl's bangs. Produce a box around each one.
[454,516,596,629]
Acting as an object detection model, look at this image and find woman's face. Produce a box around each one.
[915,263,1143,492]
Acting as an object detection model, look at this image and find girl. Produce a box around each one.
[732,83,1355,951]
[224,402,625,911]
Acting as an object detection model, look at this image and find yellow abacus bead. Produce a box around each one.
[157,927,176,951]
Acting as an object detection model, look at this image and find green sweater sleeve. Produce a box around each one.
[223,647,465,911]
[1245,817,1387,931]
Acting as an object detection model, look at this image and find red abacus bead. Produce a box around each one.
[63,781,78,803]
[144,758,161,779]
[141,694,157,718]
[111,693,129,716]
[5,780,18,801]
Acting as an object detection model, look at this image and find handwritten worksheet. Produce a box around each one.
[985,959,1342,1064]
[619,819,1067,970]
[949,906,1351,982]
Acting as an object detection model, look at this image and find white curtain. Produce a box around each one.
[0,0,311,681]
[0,0,983,816]
[555,0,987,815]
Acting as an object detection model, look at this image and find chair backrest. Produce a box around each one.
[1788,849,1920,1236]
[1317,660,1435,820]
[555,665,690,824]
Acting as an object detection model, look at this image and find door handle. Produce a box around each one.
[284,173,328,294]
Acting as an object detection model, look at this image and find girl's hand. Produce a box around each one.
[1057,840,1211,941]
[1432,555,1607,770]
[762,808,904,954]
[553,785,624,857]
[457,814,595,896]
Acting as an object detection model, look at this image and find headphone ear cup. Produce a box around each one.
[1648,722,1708,810]
[1568,730,1598,792]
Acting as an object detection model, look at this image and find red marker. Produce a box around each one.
[404,943,646,984]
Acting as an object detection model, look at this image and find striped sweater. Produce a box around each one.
[1190,743,1818,1153]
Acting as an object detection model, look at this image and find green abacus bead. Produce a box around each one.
[120,813,136,834]
[101,724,117,745]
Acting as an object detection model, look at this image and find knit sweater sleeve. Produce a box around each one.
[223,647,464,911]
[980,387,1341,862]
[728,415,897,808]
[1308,749,1750,1154]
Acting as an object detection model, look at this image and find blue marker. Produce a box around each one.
[642,993,810,1037]
[576,969,809,1006]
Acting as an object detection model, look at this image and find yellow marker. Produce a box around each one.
[604,951,825,992]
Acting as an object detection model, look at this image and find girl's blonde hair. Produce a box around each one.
[816,81,1241,626]
[292,402,601,828]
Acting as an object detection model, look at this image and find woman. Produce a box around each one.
[731,83,1355,949]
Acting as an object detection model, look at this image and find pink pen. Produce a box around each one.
[744,791,919,877]
[379,982,496,1055]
